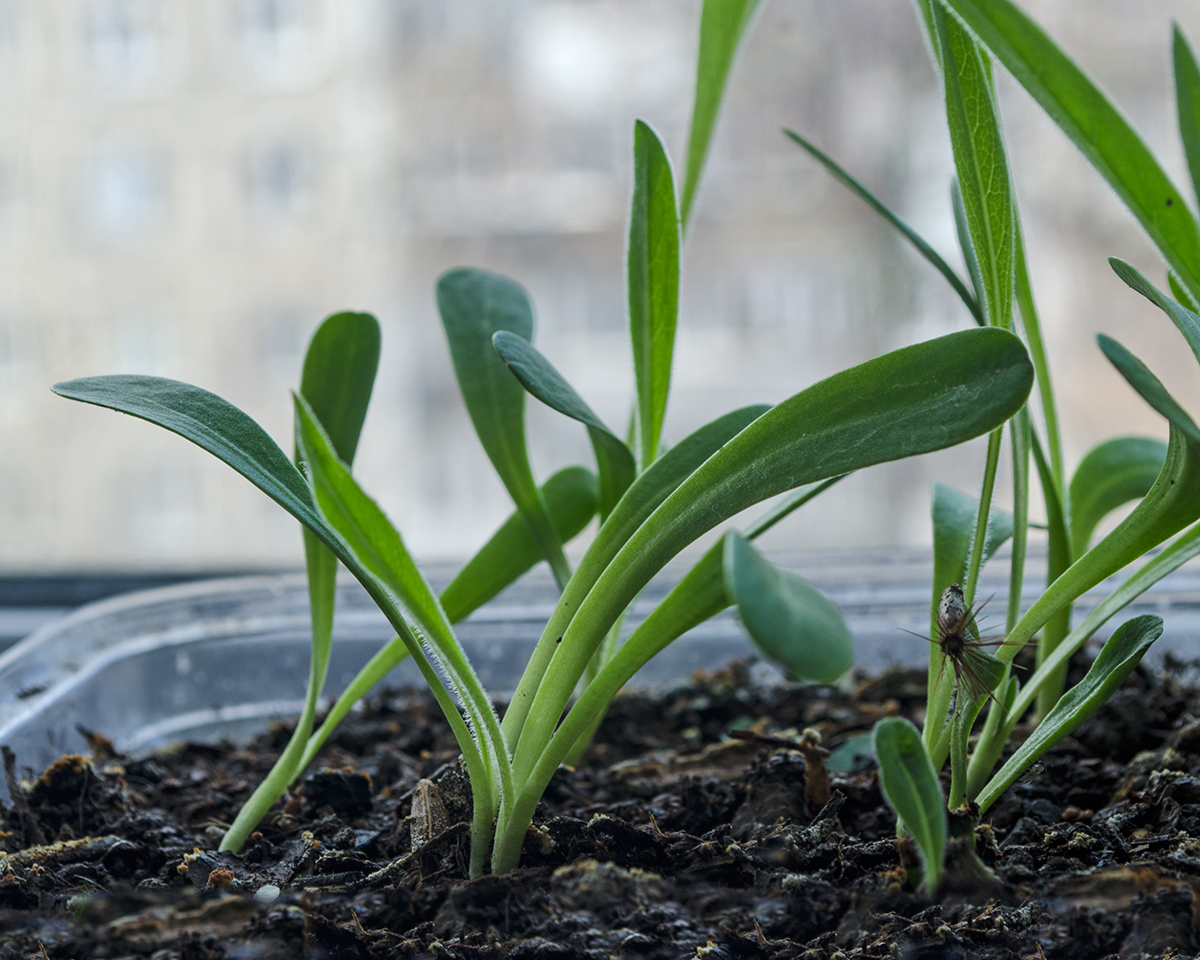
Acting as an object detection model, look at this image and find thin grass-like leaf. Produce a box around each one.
[942,0,1200,301]
[783,128,981,324]
[1174,25,1200,210]
[437,268,569,586]
[629,121,681,469]
[874,718,947,895]
[680,0,762,228]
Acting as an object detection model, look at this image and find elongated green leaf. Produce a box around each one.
[437,268,569,586]
[942,0,1200,300]
[1000,350,1200,667]
[293,394,512,830]
[500,403,769,744]
[1171,270,1200,313]
[1069,437,1167,557]
[441,467,598,623]
[299,313,380,464]
[1175,25,1200,209]
[53,375,329,536]
[493,330,635,518]
[873,718,946,895]
[681,0,761,228]
[224,312,384,854]
[512,327,1033,785]
[783,129,981,324]
[931,482,1014,606]
[932,3,1014,330]
[494,481,844,873]
[724,533,852,683]
[951,179,986,311]
[629,121,680,469]
[1007,520,1200,738]
[978,615,1162,813]
[1015,223,1063,487]
[1100,335,1200,443]
[924,482,1013,752]
[1110,257,1200,367]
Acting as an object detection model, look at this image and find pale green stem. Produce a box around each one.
[963,426,1004,607]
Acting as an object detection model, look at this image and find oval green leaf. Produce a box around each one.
[873,717,946,895]
[723,532,852,683]
[437,268,569,585]
[1069,436,1168,557]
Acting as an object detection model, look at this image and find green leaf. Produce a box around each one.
[223,312,383,853]
[941,0,1200,301]
[52,375,328,537]
[680,0,762,228]
[1099,335,1200,444]
[512,326,1033,786]
[440,466,599,624]
[437,268,569,586]
[951,179,986,312]
[1000,344,1200,667]
[1171,270,1200,313]
[931,482,1014,605]
[492,330,635,518]
[932,3,1014,330]
[873,718,947,895]
[500,403,769,745]
[1069,437,1168,557]
[1110,257,1200,368]
[723,533,852,683]
[293,393,512,879]
[977,615,1162,813]
[298,313,380,464]
[924,482,1013,752]
[628,121,681,468]
[1029,426,1073,716]
[783,128,981,324]
[1175,25,1200,210]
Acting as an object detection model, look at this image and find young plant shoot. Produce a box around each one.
[784,0,1200,884]
[50,1,1037,876]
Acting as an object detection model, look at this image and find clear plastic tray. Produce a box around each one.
[3,547,1199,792]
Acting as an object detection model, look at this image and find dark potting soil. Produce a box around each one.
[3,658,1200,960]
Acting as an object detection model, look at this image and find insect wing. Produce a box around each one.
[961,646,1006,702]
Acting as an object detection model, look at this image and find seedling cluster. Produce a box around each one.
[44,0,1199,890]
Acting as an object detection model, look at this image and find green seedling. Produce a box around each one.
[49,0,1037,876]
[873,718,946,896]
[779,0,1200,887]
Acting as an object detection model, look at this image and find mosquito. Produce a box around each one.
[917,583,1020,706]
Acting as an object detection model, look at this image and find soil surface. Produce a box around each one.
[4,657,1200,959]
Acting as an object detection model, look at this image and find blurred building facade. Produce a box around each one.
[1,0,1198,569]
